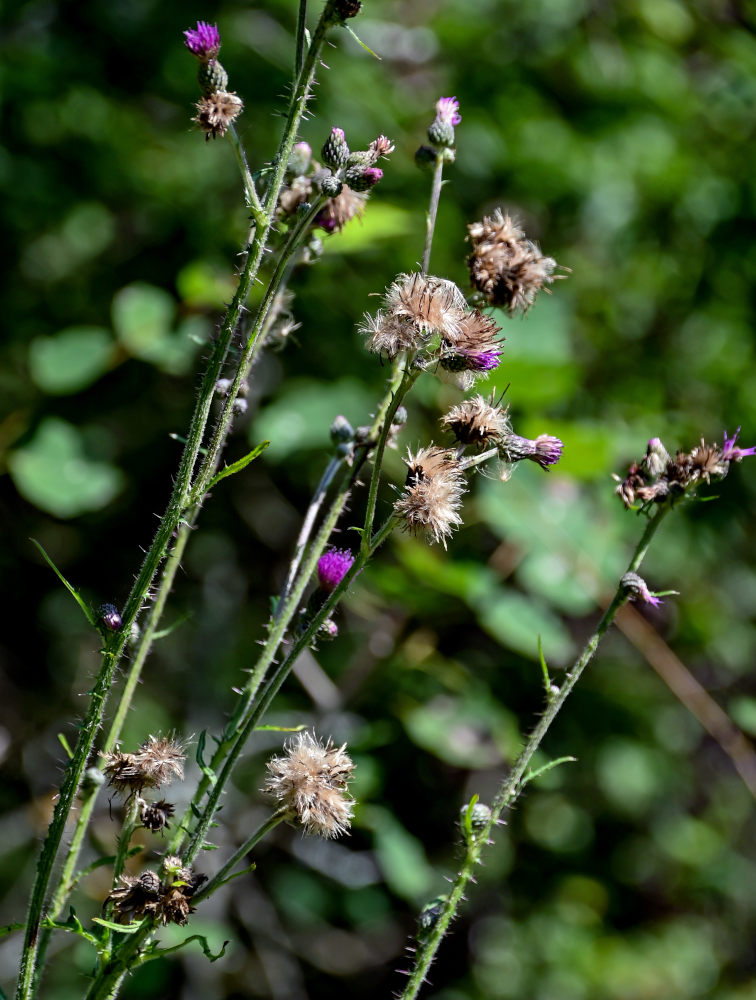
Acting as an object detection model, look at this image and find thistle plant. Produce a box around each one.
[6,5,755,1000]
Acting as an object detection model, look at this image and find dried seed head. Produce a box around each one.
[264,732,356,839]
[384,273,466,341]
[439,310,504,384]
[107,870,161,923]
[394,446,467,547]
[466,210,564,313]
[140,799,175,834]
[103,751,155,796]
[441,394,510,447]
[137,735,186,788]
[194,91,243,141]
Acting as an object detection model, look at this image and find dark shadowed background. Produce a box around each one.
[1,0,755,998]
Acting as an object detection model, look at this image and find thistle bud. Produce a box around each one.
[288,141,312,176]
[333,0,363,20]
[644,438,670,478]
[317,548,355,592]
[197,59,228,96]
[428,97,461,148]
[460,800,492,835]
[417,896,448,937]
[99,603,123,632]
[414,145,438,170]
[322,127,351,170]
[621,572,664,608]
[319,172,344,198]
[319,618,339,640]
[343,165,383,192]
[330,414,355,444]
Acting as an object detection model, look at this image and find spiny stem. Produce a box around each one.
[191,809,287,905]
[399,503,673,1000]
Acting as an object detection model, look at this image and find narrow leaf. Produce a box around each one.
[521,756,577,788]
[92,917,143,934]
[537,636,552,700]
[57,733,74,759]
[460,794,479,841]
[152,612,192,641]
[254,724,306,733]
[79,846,143,878]
[139,933,229,964]
[343,23,382,59]
[196,731,217,787]
[0,923,24,939]
[30,539,97,627]
[205,441,269,491]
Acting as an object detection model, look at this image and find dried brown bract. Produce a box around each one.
[194,91,243,140]
[394,445,466,547]
[466,210,563,312]
[441,394,510,448]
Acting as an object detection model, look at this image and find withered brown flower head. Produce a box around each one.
[107,870,161,924]
[394,445,467,547]
[138,735,186,787]
[439,310,504,387]
[194,91,243,140]
[441,394,510,447]
[466,210,563,313]
[140,799,175,834]
[103,735,186,798]
[361,273,467,359]
[264,731,355,839]
[689,440,729,483]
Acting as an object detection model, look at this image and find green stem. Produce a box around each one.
[228,124,265,225]
[294,0,308,78]
[184,514,396,868]
[421,154,445,275]
[399,504,673,1000]
[191,810,287,905]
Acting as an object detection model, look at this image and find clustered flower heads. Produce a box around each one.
[614,429,756,508]
[183,21,243,139]
[264,731,355,838]
[277,129,393,235]
[441,393,564,467]
[393,446,467,547]
[107,856,207,926]
[466,210,563,313]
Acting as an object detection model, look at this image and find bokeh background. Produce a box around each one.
[1,0,755,997]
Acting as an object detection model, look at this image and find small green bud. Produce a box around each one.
[330,414,355,444]
[320,173,344,198]
[322,127,350,170]
[417,896,448,938]
[460,800,492,835]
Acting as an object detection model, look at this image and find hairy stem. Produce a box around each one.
[422,154,445,275]
[399,503,672,1000]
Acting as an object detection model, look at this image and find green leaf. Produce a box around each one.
[57,732,74,759]
[79,846,143,878]
[43,908,99,946]
[152,612,192,641]
[196,731,217,787]
[29,326,114,395]
[10,419,124,519]
[254,724,306,733]
[460,794,480,841]
[30,538,97,626]
[0,923,24,939]
[343,23,382,59]
[91,917,143,934]
[538,636,552,700]
[205,441,270,492]
[140,933,229,964]
[521,756,578,788]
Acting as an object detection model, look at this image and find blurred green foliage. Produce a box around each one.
[1,0,755,998]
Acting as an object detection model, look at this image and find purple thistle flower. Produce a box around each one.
[435,96,462,127]
[465,349,502,372]
[502,433,563,470]
[317,549,355,592]
[184,21,221,61]
[621,572,663,608]
[722,427,756,462]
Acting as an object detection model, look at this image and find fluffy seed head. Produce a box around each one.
[140,799,175,834]
[394,446,467,547]
[384,273,466,340]
[441,394,511,447]
[439,310,504,385]
[466,210,563,312]
[315,184,368,233]
[194,91,243,140]
[264,732,356,839]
